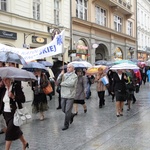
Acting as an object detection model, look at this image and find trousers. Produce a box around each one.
[61,98,74,127]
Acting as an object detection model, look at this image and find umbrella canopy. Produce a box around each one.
[0,51,26,65]
[86,65,108,75]
[38,61,53,67]
[95,60,107,65]
[22,62,48,72]
[0,67,37,81]
[69,61,92,68]
[110,63,139,70]
[114,59,136,65]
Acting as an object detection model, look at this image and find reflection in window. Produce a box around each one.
[95,6,106,26]
[76,0,87,20]
[114,15,122,32]
[127,21,132,36]
[33,0,40,20]
[0,0,7,11]
[54,0,60,25]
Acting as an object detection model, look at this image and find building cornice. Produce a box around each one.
[72,17,136,42]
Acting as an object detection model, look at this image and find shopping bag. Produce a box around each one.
[101,76,109,85]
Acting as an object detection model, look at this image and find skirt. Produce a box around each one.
[74,99,85,105]
[32,93,49,113]
[3,112,23,141]
[115,91,126,102]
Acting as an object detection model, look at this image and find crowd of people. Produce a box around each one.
[0,60,150,149]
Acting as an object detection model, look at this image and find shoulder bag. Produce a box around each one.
[43,81,53,95]
[13,103,31,126]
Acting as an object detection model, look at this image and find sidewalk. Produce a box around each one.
[0,83,150,150]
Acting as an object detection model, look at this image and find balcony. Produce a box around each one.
[93,0,132,16]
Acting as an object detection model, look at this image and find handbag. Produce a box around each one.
[43,82,53,95]
[56,85,61,93]
[13,104,32,126]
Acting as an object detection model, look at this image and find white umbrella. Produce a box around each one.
[110,63,139,70]
[69,61,92,68]
[0,67,37,81]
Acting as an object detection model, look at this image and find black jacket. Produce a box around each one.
[0,82,25,114]
[112,72,128,93]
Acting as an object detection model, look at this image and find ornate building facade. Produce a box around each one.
[71,0,137,64]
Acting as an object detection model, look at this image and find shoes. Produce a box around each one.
[74,112,78,116]
[0,130,4,134]
[132,101,136,104]
[25,143,29,149]
[84,109,87,113]
[70,114,75,124]
[56,106,61,110]
[127,108,130,111]
[99,105,102,108]
[120,113,123,116]
[116,112,120,117]
[40,115,44,121]
[62,126,69,131]
[125,103,128,105]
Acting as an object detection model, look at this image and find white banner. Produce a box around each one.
[0,30,65,62]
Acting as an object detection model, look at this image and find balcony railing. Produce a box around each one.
[117,0,131,10]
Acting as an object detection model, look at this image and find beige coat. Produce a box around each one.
[95,73,107,92]
[57,72,78,99]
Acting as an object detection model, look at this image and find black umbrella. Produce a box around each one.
[0,51,26,65]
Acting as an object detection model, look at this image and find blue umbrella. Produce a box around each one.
[22,62,48,72]
[95,60,107,65]
[38,61,53,67]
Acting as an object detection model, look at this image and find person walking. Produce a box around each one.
[0,61,7,134]
[0,78,28,150]
[32,69,49,121]
[107,70,115,102]
[95,68,107,108]
[57,64,78,130]
[73,69,87,115]
[112,69,128,117]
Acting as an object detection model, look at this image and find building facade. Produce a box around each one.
[71,0,137,64]
[0,0,70,63]
[137,0,150,61]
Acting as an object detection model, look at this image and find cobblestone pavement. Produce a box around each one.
[0,83,150,150]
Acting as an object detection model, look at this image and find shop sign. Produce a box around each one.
[0,30,17,40]
[32,36,47,44]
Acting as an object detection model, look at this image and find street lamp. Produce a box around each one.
[23,32,35,48]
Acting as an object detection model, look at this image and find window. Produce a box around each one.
[76,0,87,20]
[54,0,60,25]
[95,6,106,26]
[0,0,7,11]
[127,21,132,36]
[114,15,122,32]
[33,0,40,20]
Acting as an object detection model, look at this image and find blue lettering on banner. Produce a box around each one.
[57,35,63,45]
[39,45,56,55]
